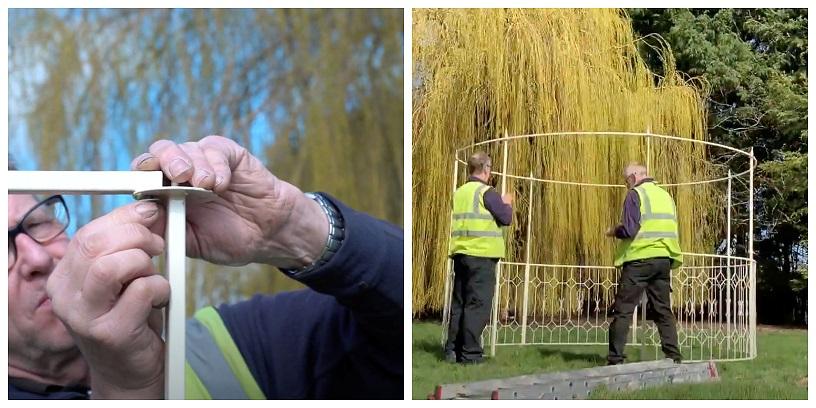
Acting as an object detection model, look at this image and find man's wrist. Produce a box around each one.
[90,373,164,399]
[253,191,331,269]
[280,193,345,275]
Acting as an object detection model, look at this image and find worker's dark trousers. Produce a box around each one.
[444,254,497,363]
[608,257,682,364]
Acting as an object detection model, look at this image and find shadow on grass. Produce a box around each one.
[415,338,446,361]
[537,348,606,365]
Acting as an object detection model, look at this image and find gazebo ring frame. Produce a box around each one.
[441,131,757,363]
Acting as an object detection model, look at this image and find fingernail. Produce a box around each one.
[169,158,191,178]
[215,176,224,187]
[196,170,212,186]
[136,201,159,218]
[135,153,154,168]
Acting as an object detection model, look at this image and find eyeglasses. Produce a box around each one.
[8,195,70,269]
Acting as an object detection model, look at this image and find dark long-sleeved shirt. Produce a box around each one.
[8,377,90,399]
[216,194,403,399]
[9,194,403,400]
[614,178,654,239]
[468,176,512,226]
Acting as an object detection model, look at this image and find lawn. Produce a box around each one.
[412,321,807,399]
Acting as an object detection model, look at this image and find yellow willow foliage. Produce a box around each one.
[412,9,721,316]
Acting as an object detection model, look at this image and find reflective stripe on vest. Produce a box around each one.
[451,213,495,220]
[638,231,678,239]
[635,185,679,225]
[614,182,683,268]
[451,230,503,237]
[449,181,505,258]
[185,306,266,399]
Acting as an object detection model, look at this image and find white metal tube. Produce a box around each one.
[631,298,639,345]
[461,131,757,160]
[490,262,501,357]
[641,129,651,356]
[441,157,460,347]
[520,172,533,344]
[165,191,186,400]
[726,170,732,352]
[749,149,754,259]
[639,292,647,359]
[501,132,509,196]
[454,165,754,189]
[646,127,651,173]
[748,147,756,358]
[7,171,164,194]
[492,130,509,357]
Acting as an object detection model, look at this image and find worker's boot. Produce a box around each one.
[444,350,457,363]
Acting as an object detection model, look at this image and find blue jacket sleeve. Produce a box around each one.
[615,189,641,239]
[483,188,512,226]
[214,194,403,399]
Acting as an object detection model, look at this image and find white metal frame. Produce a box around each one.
[442,131,757,363]
[9,171,188,399]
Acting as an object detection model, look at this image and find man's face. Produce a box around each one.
[483,161,492,182]
[8,195,75,360]
[623,170,635,189]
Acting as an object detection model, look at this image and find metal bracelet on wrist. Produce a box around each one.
[281,192,345,276]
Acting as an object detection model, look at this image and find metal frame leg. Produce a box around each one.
[165,193,186,399]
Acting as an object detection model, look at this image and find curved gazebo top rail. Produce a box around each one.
[454,131,756,188]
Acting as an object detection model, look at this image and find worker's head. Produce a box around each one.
[468,151,492,183]
[8,159,77,373]
[622,163,649,189]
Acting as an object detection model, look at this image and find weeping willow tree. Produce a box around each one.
[413,9,723,316]
[9,9,403,314]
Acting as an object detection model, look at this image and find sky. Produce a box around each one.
[8,9,399,233]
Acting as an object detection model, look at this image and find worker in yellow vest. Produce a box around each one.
[605,163,683,365]
[445,151,513,364]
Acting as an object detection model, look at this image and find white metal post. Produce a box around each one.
[165,186,186,400]
[638,293,647,358]
[441,156,459,347]
[645,127,651,174]
[490,263,501,357]
[520,171,533,344]
[635,128,651,348]
[748,150,754,261]
[726,170,732,356]
[631,299,639,345]
[501,133,509,196]
[748,148,756,357]
[491,132,510,356]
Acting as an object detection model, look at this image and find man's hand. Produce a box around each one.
[131,136,328,269]
[501,193,514,205]
[46,202,168,399]
[605,225,619,237]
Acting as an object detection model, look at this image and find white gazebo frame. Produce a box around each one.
[9,171,195,399]
[442,131,757,363]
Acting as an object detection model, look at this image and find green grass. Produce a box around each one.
[412,321,807,399]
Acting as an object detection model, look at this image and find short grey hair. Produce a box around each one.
[467,151,491,175]
[623,162,647,178]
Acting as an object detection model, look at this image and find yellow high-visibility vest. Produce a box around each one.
[185,307,266,399]
[449,181,506,258]
[614,181,683,268]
